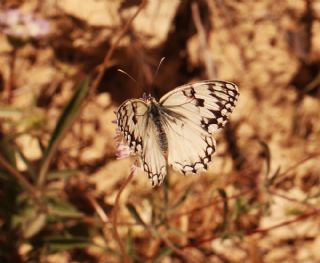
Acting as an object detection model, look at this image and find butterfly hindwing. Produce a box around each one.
[161,109,216,175]
[141,119,167,186]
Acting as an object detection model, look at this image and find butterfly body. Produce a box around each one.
[116,80,239,187]
[147,97,168,153]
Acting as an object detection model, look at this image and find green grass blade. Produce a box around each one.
[47,169,80,180]
[46,236,92,252]
[126,202,147,228]
[37,78,90,186]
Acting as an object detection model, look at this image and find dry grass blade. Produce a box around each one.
[112,171,135,263]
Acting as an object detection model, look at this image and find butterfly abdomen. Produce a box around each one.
[149,102,168,153]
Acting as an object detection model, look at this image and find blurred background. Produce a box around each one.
[0,0,319,262]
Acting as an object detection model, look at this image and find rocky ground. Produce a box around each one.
[0,0,319,262]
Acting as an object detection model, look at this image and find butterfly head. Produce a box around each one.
[143,93,158,105]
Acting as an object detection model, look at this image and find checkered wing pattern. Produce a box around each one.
[159,80,239,175]
[116,80,239,186]
[117,99,167,186]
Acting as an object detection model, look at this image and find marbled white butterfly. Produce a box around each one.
[116,80,239,187]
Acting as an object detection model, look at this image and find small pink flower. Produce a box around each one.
[113,117,143,173]
[115,142,132,160]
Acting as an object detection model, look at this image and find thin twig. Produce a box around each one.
[275,153,320,179]
[4,49,17,103]
[89,0,147,96]
[191,2,216,79]
[87,193,110,223]
[0,153,38,198]
[173,189,252,218]
[180,208,320,249]
[155,228,194,262]
[268,189,317,210]
[112,170,135,263]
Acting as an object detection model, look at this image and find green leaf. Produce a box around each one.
[0,135,17,167]
[305,189,320,201]
[286,207,305,216]
[0,105,23,118]
[171,186,192,210]
[258,140,271,178]
[37,78,90,186]
[23,212,47,238]
[267,166,281,187]
[12,201,35,228]
[152,248,173,263]
[7,35,28,48]
[231,197,250,221]
[126,203,147,228]
[48,169,80,180]
[126,203,159,237]
[0,169,12,181]
[48,197,84,218]
[126,229,140,261]
[0,169,19,223]
[14,145,37,179]
[216,188,228,232]
[219,230,244,240]
[46,236,92,252]
[0,106,45,132]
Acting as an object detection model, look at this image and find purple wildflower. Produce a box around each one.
[114,122,130,159]
[0,9,50,41]
[114,117,142,173]
[115,141,132,160]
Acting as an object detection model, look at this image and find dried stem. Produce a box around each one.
[173,189,252,218]
[0,153,38,199]
[155,228,194,262]
[87,193,110,223]
[180,208,320,250]
[89,0,147,95]
[112,170,135,263]
[275,153,320,180]
[5,48,17,103]
[268,189,317,210]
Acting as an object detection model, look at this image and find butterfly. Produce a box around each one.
[116,80,239,187]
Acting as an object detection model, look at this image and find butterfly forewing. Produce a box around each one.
[117,99,167,186]
[160,80,239,134]
[117,99,147,153]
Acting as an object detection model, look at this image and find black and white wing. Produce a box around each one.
[117,99,167,186]
[159,80,239,175]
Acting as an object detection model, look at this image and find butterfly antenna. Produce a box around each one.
[149,57,166,96]
[154,57,166,82]
[117,69,137,83]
